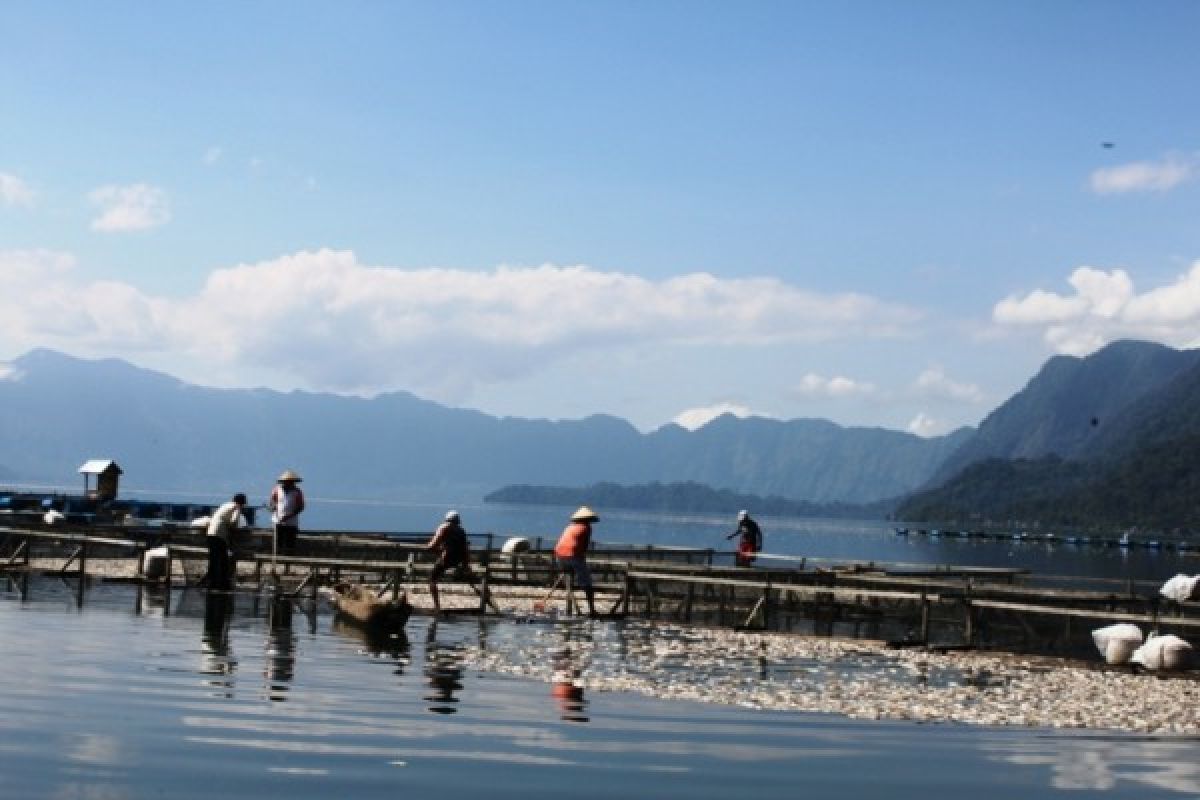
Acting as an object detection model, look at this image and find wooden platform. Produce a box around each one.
[3,522,1198,664]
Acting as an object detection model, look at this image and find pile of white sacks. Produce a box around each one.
[1090,573,1199,670]
[1092,624,1194,670]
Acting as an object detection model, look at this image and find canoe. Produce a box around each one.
[326,583,411,630]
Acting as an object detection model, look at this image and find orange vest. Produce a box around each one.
[554,522,591,559]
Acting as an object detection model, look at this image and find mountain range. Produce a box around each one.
[898,340,1200,528]
[0,348,966,504]
[3,340,1198,525]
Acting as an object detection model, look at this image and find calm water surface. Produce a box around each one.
[303,499,1196,582]
[2,577,1199,799]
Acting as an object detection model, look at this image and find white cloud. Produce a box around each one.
[89,183,171,232]
[0,250,171,350]
[793,373,875,397]
[1089,153,1196,194]
[0,173,34,207]
[907,412,942,437]
[912,367,984,404]
[0,248,922,402]
[203,146,223,165]
[994,261,1200,356]
[672,403,756,430]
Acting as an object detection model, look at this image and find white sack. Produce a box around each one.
[1091,623,1144,665]
[1131,633,1194,671]
[142,545,170,581]
[1159,574,1200,603]
[501,537,532,554]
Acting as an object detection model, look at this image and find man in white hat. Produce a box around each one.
[268,469,306,556]
[554,506,599,616]
[427,510,470,613]
[726,509,762,567]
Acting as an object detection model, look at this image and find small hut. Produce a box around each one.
[78,459,122,502]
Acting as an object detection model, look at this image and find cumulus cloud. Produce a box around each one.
[793,373,876,398]
[912,367,984,403]
[89,183,171,232]
[672,403,757,430]
[0,173,34,207]
[907,412,943,437]
[994,262,1200,356]
[0,248,922,402]
[0,250,172,350]
[1089,153,1197,194]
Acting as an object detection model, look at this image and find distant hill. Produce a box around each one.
[896,432,1200,531]
[485,481,898,519]
[0,349,965,504]
[929,340,1200,485]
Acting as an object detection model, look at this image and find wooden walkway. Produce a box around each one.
[3,523,1198,662]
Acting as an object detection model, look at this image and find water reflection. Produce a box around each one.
[139,584,170,618]
[996,738,1200,794]
[200,592,237,696]
[423,620,466,714]
[331,615,412,677]
[5,577,1200,799]
[549,624,591,722]
[264,597,295,702]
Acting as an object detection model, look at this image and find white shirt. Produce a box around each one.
[207,501,243,542]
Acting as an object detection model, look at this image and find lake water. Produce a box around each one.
[297,498,1196,583]
[2,577,1200,800]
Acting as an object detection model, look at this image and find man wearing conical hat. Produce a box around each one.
[268,469,306,556]
[554,506,599,616]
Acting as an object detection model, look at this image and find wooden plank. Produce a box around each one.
[971,598,1200,629]
[626,569,940,603]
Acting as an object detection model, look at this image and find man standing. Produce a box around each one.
[726,509,762,567]
[554,506,599,616]
[427,510,470,613]
[269,470,305,556]
[205,493,247,590]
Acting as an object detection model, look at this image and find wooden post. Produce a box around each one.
[920,593,930,643]
[478,554,492,615]
[623,564,632,614]
[762,577,772,631]
[964,578,974,647]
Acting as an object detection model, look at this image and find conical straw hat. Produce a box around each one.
[570,506,598,522]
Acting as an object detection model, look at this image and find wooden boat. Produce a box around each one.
[326,582,411,631]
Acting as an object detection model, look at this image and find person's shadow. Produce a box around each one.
[264,596,296,702]
[423,620,466,714]
[201,592,237,698]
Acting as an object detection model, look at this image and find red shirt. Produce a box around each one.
[554,521,591,559]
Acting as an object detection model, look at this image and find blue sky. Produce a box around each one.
[3,1,1200,434]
